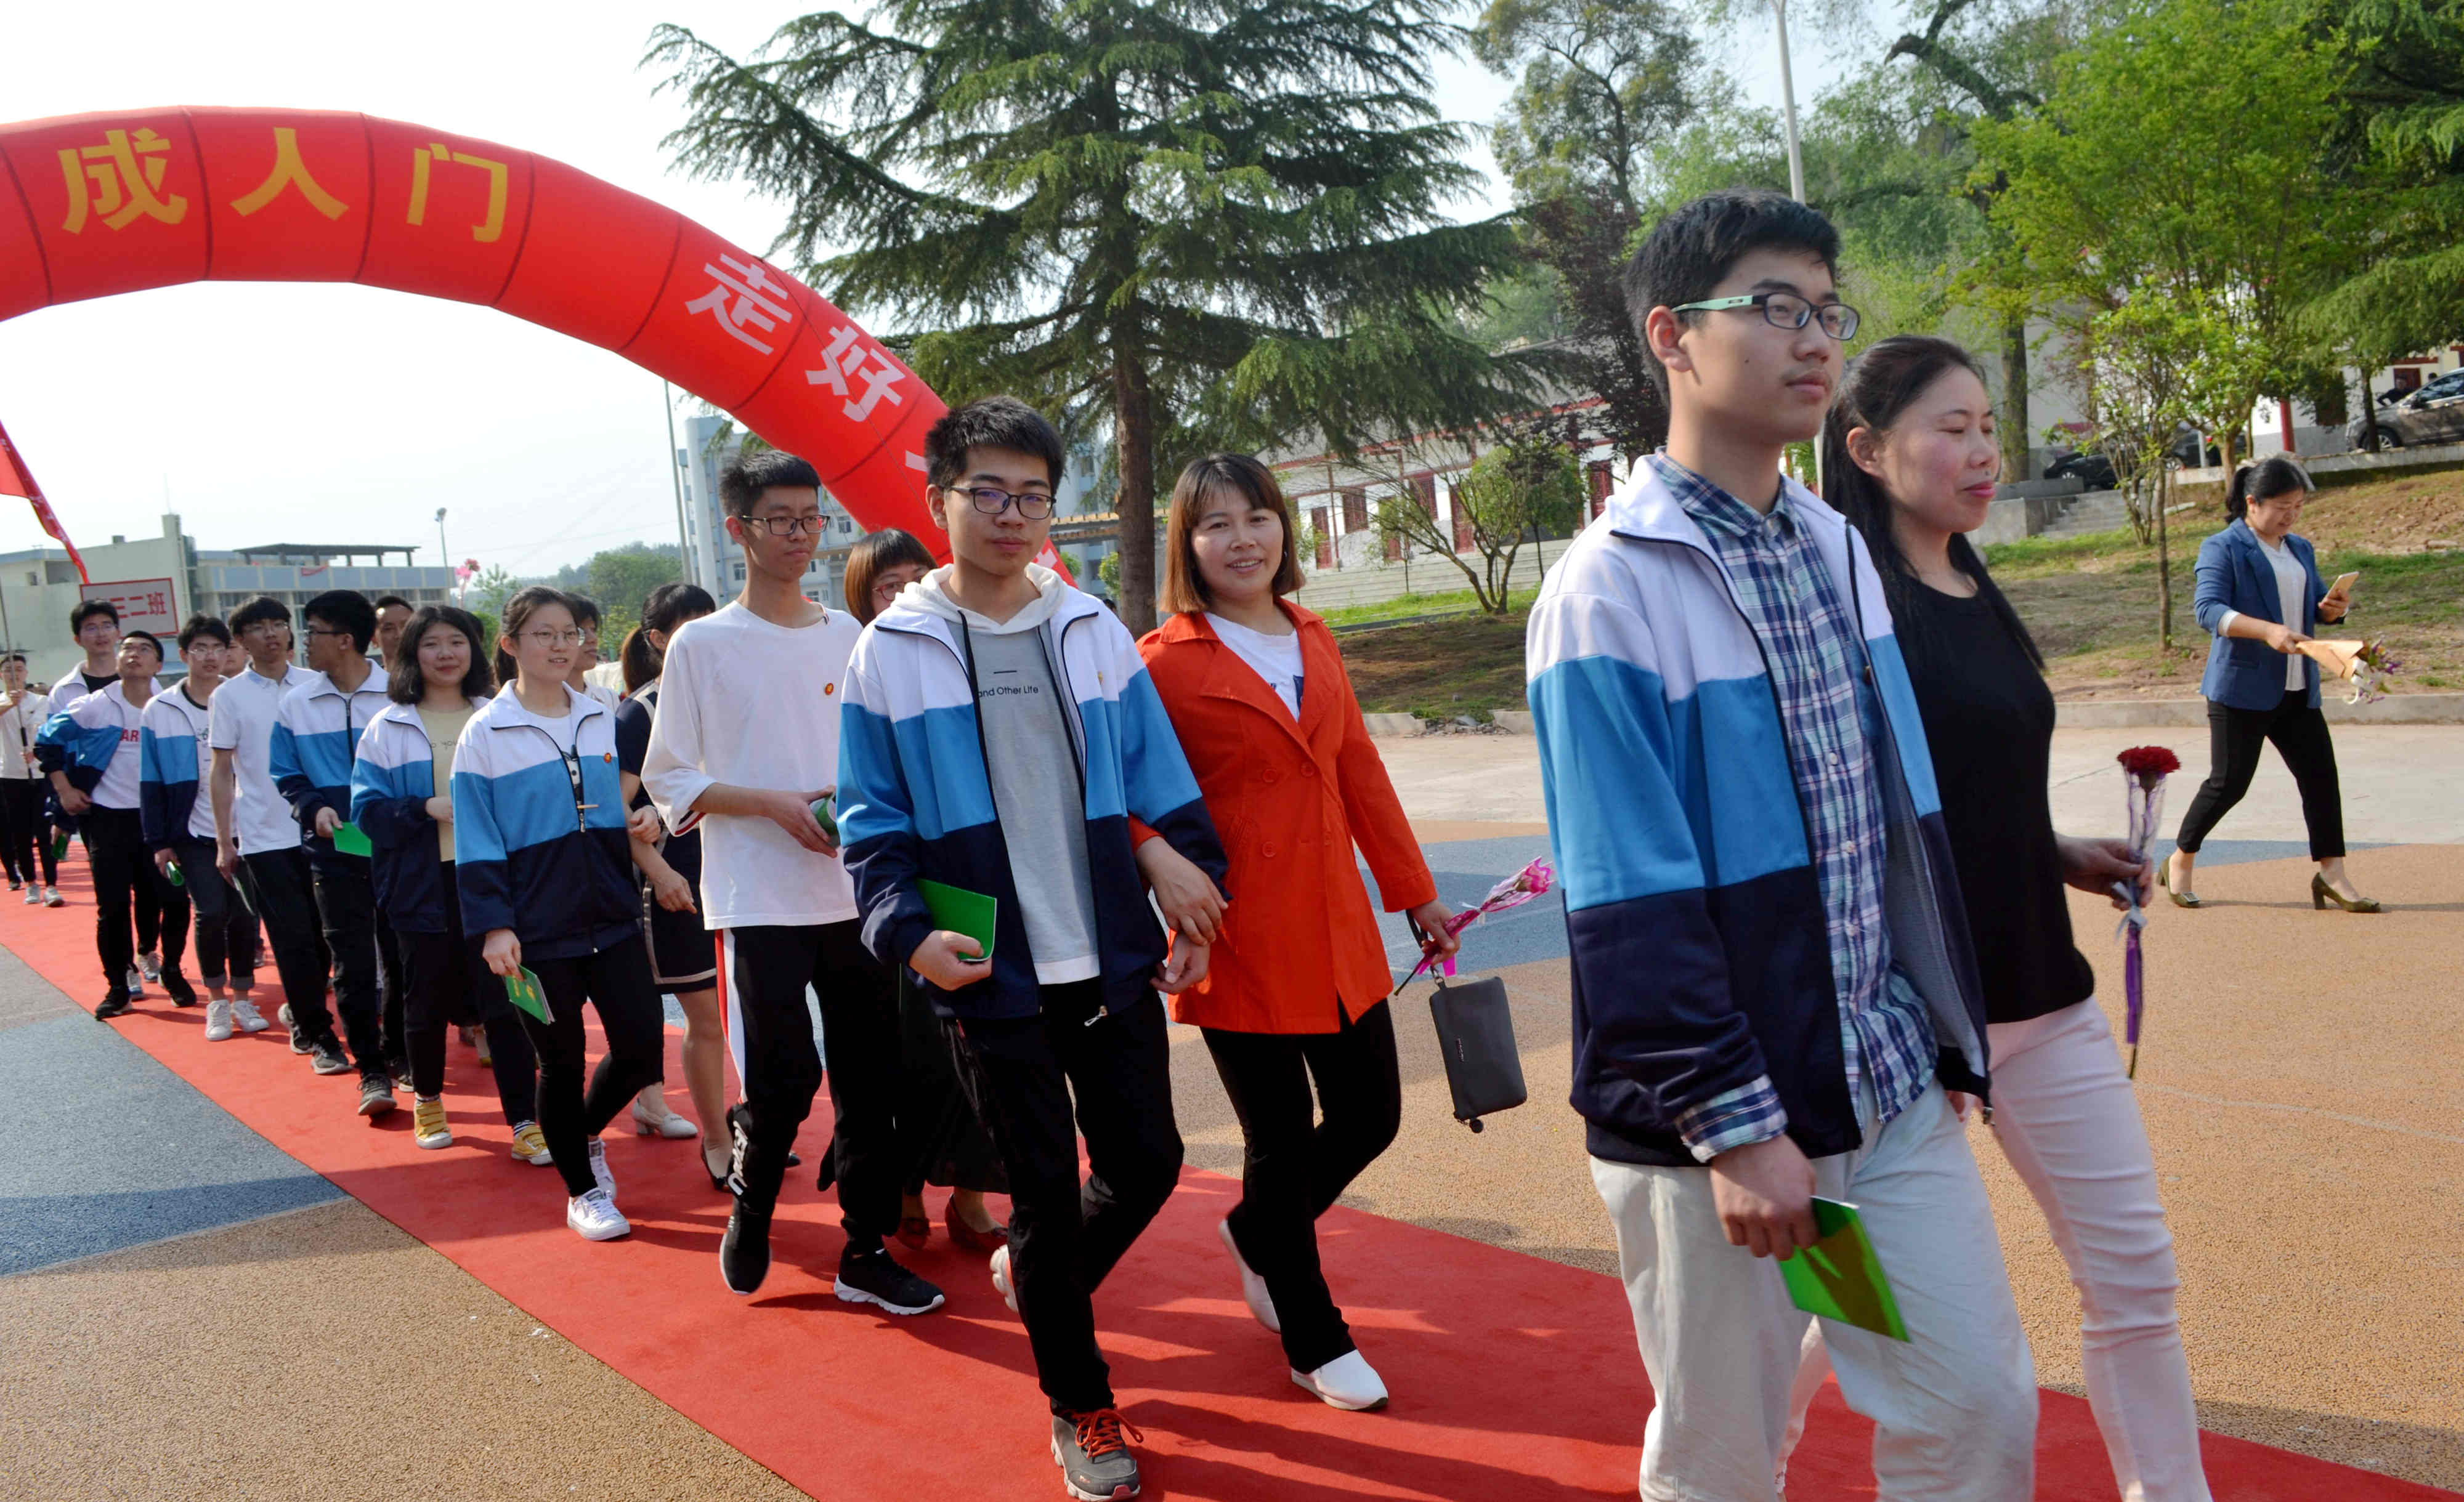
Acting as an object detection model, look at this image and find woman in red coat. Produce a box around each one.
[1134,453,1456,1414]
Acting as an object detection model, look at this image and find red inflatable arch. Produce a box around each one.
[0,107,967,560]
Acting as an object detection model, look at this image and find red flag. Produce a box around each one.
[0,419,89,586]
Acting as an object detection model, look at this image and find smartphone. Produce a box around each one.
[2328,571,2361,596]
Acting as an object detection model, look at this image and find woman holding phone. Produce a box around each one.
[453,587,668,1241]
[2167,455,2374,911]
[349,606,546,1160]
[1132,454,1455,1414]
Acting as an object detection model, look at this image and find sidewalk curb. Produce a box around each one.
[2055,693,2464,728]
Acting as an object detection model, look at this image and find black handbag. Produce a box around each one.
[1427,971,1527,1133]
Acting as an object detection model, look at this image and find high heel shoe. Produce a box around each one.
[2312,873,2381,913]
[631,1086,701,1139]
[2157,860,2200,909]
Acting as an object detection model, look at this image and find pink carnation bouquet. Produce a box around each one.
[1393,856,1555,991]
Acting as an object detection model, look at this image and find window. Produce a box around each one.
[1450,482,1473,552]
[1340,488,1368,532]
[1310,507,1333,569]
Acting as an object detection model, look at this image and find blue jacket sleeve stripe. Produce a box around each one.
[838,694,936,971]
[1863,635,1942,819]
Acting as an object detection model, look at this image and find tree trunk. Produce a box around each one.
[2359,368,2383,452]
[2000,312,2032,483]
[1111,337,1159,636]
[2155,465,2173,651]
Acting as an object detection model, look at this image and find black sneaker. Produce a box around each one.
[832,1246,944,1315]
[720,1203,772,1296]
[357,1074,397,1117]
[1052,1410,1143,1501]
[162,971,198,1008]
[308,1036,352,1075]
[94,990,134,1020]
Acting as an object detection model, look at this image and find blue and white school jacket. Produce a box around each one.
[449,685,637,960]
[838,569,1229,1022]
[349,700,466,934]
[1526,468,1990,1169]
[139,685,217,849]
[270,665,392,873]
[34,682,142,803]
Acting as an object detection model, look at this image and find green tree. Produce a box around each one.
[466,564,521,630]
[1370,422,1584,613]
[650,2,1526,634]
[1974,0,2352,479]
[581,543,686,650]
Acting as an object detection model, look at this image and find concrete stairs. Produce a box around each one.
[2038,489,2132,539]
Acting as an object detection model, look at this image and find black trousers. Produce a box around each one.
[721,920,904,1243]
[304,858,391,1080]
[515,932,667,1199]
[2175,688,2346,860]
[0,778,54,886]
[238,847,340,1046]
[1202,1002,1402,1373]
[400,866,538,1121]
[946,983,1183,1415]
[377,911,407,1068]
[171,838,255,991]
[82,807,187,996]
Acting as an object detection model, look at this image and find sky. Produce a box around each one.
[0,1,1858,577]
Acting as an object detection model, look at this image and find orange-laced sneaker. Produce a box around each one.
[1051,1408,1143,1500]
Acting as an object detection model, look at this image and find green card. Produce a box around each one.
[330,820,373,857]
[1778,1197,1910,1343]
[917,878,997,961]
[502,966,553,1025]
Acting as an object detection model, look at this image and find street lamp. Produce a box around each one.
[1772,0,1806,204]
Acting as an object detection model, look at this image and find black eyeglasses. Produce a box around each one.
[751,514,828,536]
[1672,291,1860,341]
[947,485,1057,520]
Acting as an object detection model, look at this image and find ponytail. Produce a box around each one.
[2226,454,2313,521]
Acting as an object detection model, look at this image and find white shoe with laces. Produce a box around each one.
[1292,1349,1389,1411]
[567,1188,630,1242]
[20,886,38,905]
[203,999,235,1042]
[587,1136,617,1201]
[232,998,269,1033]
[1218,1218,1281,1333]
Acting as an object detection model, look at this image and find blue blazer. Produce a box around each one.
[2194,519,2336,711]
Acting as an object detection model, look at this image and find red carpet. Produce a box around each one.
[11,850,2452,1500]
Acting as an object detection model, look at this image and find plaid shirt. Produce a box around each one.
[1648,454,1937,1160]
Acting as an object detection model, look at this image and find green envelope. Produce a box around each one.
[1778,1197,1910,1342]
[918,878,997,961]
[330,820,373,857]
[502,966,553,1025]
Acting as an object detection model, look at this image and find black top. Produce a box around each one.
[614,686,702,886]
[1895,581,2095,1025]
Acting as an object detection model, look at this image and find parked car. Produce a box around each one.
[2044,449,2118,489]
[2348,369,2464,450]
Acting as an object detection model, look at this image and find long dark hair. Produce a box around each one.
[1820,335,2042,670]
[619,582,718,693]
[388,605,495,705]
[492,586,578,689]
[2226,454,2312,522]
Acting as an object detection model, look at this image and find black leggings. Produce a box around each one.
[0,778,54,886]
[2174,688,2346,860]
[400,868,539,1123]
[513,932,667,1198]
[1201,1001,1403,1373]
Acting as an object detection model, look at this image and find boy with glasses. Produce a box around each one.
[1526,190,2035,1497]
[64,599,166,987]
[272,591,402,1118]
[142,615,269,1040]
[838,396,1225,1501]
[642,451,943,1315]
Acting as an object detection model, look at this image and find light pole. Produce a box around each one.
[435,508,449,597]
[1773,0,1806,204]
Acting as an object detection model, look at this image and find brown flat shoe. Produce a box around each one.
[946,1217,1009,1254]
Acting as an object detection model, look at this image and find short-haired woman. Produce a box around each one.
[2166,456,2374,911]
[350,606,546,1158]
[1132,454,1456,1413]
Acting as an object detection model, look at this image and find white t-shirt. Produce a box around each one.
[640,600,864,929]
[0,689,49,780]
[1207,612,1305,718]
[208,661,312,854]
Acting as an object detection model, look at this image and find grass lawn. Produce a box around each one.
[1335,466,2464,719]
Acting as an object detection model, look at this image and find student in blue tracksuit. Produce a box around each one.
[1526,190,2033,1497]
[270,590,399,1120]
[140,615,267,1041]
[454,586,666,1243]
[838,397,1226,1502]
[350,605,547,1161]
[40,630,193,1017]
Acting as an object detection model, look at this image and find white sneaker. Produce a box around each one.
[203,999,235,1042]
[124,967,145,996]
[232,998,269,1033]
[566,1188,630,1242]
[20,886,38,905]
[586,1136,617,1201]
[139,950,162,983]
[1292,1349,1389,1411]
[990,1243,1018,1313]
[43,886,65,907]
[1218,1219,1281,1333]
[631,1085,700,1139]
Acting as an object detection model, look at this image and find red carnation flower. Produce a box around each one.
[2117,745,2181,785]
